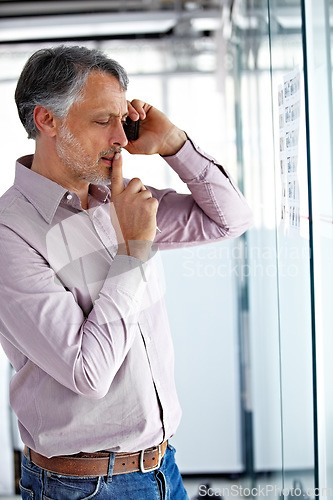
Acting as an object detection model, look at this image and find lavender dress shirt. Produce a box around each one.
[0,139,252,458]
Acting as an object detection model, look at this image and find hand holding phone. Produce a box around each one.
[123,116,139,141]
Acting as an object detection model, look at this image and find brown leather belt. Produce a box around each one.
[24,441,167,477]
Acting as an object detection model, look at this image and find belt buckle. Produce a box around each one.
[139,445,162,473]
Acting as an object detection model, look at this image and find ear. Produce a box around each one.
[33,106,58,137]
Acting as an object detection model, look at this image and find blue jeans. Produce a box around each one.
[20,444,189,499]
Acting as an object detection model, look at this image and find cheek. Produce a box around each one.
[84,133,108,153]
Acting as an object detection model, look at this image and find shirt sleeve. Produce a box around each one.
[0,223,151,400]
[150,138,253,248]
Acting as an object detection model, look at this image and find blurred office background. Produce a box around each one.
[0,0,332,498]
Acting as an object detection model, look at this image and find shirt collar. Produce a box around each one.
[14,155,111,224]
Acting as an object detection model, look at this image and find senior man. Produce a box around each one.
[0,45,252,499]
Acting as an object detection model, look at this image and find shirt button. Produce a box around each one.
[155,379,161,388]
[66,194,73,200]
[147,336,152,344]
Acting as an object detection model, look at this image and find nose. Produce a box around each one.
[110,121,128,148]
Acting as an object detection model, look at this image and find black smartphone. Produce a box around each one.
[123,116,139,141]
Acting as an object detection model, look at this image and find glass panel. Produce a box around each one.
[228,0,316,495]
[229,0,284,493]
[268,0,316,493]
[303,0,333,494]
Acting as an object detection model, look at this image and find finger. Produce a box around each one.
[128,99,147,120]
[110,153,125,199]
[126,177,147,194]
[127,100,140,121]
[138,188,153,200]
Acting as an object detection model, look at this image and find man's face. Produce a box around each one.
[55,71,129,186]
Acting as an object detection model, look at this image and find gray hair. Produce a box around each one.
[15,45,129,139]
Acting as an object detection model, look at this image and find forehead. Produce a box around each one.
[74,70,127,114]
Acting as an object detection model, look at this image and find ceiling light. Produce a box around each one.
[0,12,177,42]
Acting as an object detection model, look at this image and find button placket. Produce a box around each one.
[88,206,117,261]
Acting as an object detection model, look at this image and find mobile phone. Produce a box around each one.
[123,116,139,141]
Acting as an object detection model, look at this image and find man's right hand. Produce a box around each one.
[110,152,158,260]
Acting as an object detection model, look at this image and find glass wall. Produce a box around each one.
[228,0,333,496]
[228,0,315,494]
[303,0,333,493]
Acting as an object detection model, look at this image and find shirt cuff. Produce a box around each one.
[162,137,229,182]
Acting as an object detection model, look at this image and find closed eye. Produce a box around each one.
[96,119,127,126]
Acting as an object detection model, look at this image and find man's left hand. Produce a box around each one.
[125,99,187,157]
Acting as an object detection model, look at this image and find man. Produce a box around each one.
[0,46,252,499]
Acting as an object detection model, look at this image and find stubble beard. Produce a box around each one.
[56,124,120,186]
